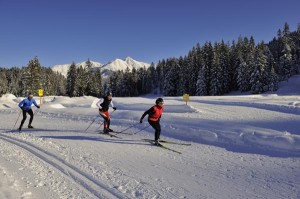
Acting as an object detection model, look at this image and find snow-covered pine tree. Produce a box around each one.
[229,40,242,90]
[120,67,132,96]
[188,44,202,95]
[279,42,293,81]
[265,43,279,91]
[163,58,180,96]
[0,69,8,95]
[158,59,167,94]
[137,67,146,94]
[109,70,123,97]
[41,68,54,96]
[53,71,66,96]
[66,62,77,97]
[75,66,85,96]
[279,23,293,81]
[90,68,102,97]
[219,41,231,93]
[83,59,93,96]
[6,67,22,96]
[147,63,157,93]
[144,66,154,94]
[196,64,207,96]
[20,66,31,96]
[250,43,267,93]
[177,56,189,95]
[237,37,255,92]
[210,42,223,95]
[131,68,139,96]
[27,56,42,95]
[201,42,214,95]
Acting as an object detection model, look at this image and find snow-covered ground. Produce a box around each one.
[1,76,300,199]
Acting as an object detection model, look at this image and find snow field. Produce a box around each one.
[0,76,300,199]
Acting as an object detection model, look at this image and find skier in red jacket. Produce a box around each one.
[140,98,164,145]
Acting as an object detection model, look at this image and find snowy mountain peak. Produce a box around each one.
[51,60,102,77]
[51,57,151,77]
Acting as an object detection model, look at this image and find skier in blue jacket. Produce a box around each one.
[18,94,40,130]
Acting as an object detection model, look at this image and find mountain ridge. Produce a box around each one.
[51,57,151,77]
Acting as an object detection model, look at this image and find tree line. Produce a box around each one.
[109,22,300,96]
[1,22,299,97]
[0,57,66,97]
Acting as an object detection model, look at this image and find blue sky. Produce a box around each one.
[0,0,299,67]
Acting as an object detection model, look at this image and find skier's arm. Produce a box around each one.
[96,98,104,108]
[18,100,25,109]
[140,107,155,120]
[109,100,117,110]
[32,99,40,108]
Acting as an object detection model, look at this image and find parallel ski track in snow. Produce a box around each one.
[0,133,126,199]
[0,109,94,122]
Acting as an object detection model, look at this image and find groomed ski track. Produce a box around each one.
[0,133,126,199]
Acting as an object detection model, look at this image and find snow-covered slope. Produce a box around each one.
[51,57,150,77]
[0,75,300,199]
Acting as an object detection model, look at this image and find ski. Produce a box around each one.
[143,139,182,154]
[155,142,182,154]
[142,139,191,146]
[10,128,42,133]
[112,131,133,135]
[98,131,122,139]
[159,140,191,146]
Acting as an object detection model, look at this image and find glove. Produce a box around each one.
[37,106,40,109]
[140,119,143,123]
[99,108,103,112]
[113,107,117,111]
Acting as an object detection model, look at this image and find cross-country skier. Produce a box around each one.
[140,98,164,145]
[96,92,117,133]
[18,94,40,131]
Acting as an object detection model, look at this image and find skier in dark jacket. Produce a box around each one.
[18,94,40,130]
[96,92,117,133]
[140,98,164,145]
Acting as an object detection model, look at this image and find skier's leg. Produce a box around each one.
[107,120,111,129]
[156,122,161,141]
[19,110,27,129]
[28,109,34,127]
[148,120,160,141]
[102,111,111,132]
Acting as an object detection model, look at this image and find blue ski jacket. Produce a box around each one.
[18,98,39,110]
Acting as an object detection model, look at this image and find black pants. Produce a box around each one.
[148,119,161,141]
[20,109,34,128]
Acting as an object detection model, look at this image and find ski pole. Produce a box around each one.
[133,125,150,134]
[117,122,140,134]
[33,107,40,116]
[84,116,99,133]
[12,110,22,130]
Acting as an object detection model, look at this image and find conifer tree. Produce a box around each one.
[210,42,224,95]
[148,63,157,91]
[76,66,85,96]
[66,62,77,97]
[0,69,8,95]
[90,69,102,97]
[177,56,189,95]
[219,41,231,93]
[27,56,42,95]
[163,58,180,96]
[84,59,93,95]
[196,65,207,96]
[201,42,214,95]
